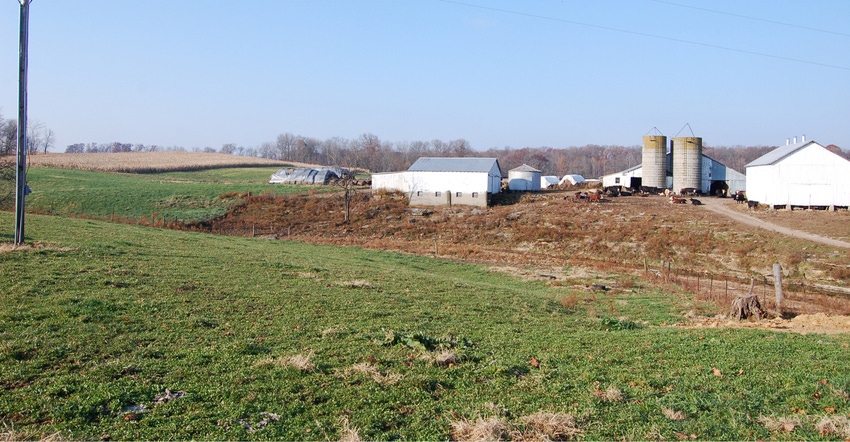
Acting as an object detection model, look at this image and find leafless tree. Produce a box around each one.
[0,155,14,210]
[0,118,17,156]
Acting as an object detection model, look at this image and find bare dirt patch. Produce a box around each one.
[676,312,850,335]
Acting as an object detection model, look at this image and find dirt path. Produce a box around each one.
[698,198,850,249]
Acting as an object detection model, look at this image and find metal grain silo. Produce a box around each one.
[641,135,667,189]
[508,164,541,191]
[672,137,702,193]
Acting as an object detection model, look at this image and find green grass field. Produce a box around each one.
[23,167,333,222]
[2,212,849,440]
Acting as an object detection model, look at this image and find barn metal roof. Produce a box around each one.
[409,157,500,173]
[745,140,821,167]
[509,164,541,173]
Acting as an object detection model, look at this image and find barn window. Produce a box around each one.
[472,192,478,198]
[435,191,441,197]
[456,192,462,197]
[614,177,620,184]
[416,191,422,196]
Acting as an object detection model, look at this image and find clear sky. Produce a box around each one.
[2,0,848,152]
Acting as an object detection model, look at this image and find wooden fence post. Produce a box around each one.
[774,263,783,314]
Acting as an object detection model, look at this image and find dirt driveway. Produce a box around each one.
[698,198,850,249]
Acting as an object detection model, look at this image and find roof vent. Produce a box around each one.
[802,134,806,143]
[793,136,797,144]
[786,138,790,145]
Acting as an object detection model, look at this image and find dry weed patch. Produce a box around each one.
[338,280,375,289]
[518,411,582,440]
[343,362,402,385]
[450,416,508,442]
[255,352,315,373]
[758,414,801,433]
[593,386,624,402]
[815,415,850,437]
[432,350,459,367]
[337,417,362,442]
[661,407,687,421]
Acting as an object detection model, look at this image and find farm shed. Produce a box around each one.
[745,138,850,209]
[270,166,350,185]
[508,164,541,191]
[602,165,642,189]
[371,157,502,207]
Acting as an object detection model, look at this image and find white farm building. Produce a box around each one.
[371,157,502,207]
[745,138,850,209]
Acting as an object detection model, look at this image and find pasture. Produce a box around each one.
[23,167,330,223]
[2,213,850,440]
[3,159,850,439]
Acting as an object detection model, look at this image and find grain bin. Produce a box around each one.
[508,164,541,191]
[642,135,667,189]
[672,137,702,193]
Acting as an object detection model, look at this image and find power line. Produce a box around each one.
[651,0,850,39]
[435,0,850,72]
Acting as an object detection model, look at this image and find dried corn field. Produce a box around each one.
[28,152,297,173]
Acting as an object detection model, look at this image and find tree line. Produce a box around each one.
[0,112,55,156]
[62,131,841,180]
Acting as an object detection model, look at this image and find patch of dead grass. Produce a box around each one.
[337,280,375,289]
[254,351,315,373]
[450,416,508,442]
[662,407,687,421]
[1,422,63,442]
[758,415,801,433]
[338,417,362,442]
[342,362,402,385]
[593,386,623,402]
[815,415,850,437]
[517,411,581,440]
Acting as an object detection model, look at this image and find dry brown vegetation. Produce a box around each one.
[200,189,850,316]
[28,152,293,173]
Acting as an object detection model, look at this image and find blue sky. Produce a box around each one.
[2,0,848,152]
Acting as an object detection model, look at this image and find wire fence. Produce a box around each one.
[643,261,850,315]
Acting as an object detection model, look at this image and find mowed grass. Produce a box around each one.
[25,167,333,222]
[2,212,850,440]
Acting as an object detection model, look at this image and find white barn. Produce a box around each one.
[602,165,642,189]
[745,139,850,209]
[371,157,502,207]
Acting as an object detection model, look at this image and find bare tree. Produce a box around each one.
[0,155,14,209]
[276,132,298,161]
[1,118,17,156]
[220,143,237,154]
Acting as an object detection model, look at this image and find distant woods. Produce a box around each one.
[0,121,835,179]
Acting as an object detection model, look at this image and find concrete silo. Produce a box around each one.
[672,137,702,193]
[641,135,667,189]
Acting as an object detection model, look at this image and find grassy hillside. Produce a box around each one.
[2,212,849,440]
[24,167,333,222]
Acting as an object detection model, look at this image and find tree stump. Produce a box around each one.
[730,295,766,321]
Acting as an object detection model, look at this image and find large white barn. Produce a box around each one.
[745,138,850,209]
[371,157,502,207]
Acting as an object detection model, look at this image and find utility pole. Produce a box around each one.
[15,0,32,245]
